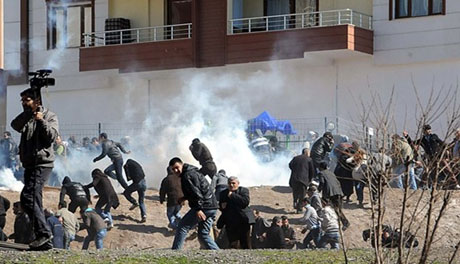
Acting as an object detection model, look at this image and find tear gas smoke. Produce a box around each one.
[0,168,24,192]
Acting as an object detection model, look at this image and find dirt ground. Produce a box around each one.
[1,185,459,252]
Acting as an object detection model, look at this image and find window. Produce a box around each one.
[395,0,445,18]
[47,0,94,49]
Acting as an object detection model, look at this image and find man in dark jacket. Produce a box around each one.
[81,207,107,250]
[85,169,120,229]
[169,157,219,250]
[59,176,90,213]
[9,202,35,244]
[0,195,10,230]
[407,125,444,161]
[251,209,270,249]
[160,166,184,229]
[93,132,131,189]
[281,215,297,249]
[265,216,286,249]
[289,148,315,213]
[310,132,334,173]
[189,138,217,178]
[0,131,18,171]
[217,176,254,249]
[318,162,350,230]
[11,88,59,249]
[123,159,147,222]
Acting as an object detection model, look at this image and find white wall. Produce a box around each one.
[373,0,460,65]
[4,0,21,71]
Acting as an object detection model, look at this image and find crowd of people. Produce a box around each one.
[0,87,458,251]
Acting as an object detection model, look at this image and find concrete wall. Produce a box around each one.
[3,0,21,71]
[319,0,372,15]
[373,0,460,65]
[108,0,164,28]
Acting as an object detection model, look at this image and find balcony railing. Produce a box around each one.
[228,9,372,35]
[82,23,192,47]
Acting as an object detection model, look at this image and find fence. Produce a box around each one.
[228,9,372,35]
[83,23,193,47]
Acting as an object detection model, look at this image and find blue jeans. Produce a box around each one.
[172,208,219,250]
[319,231,340,249]
[82,228,107,250]
[124,179,147,217]
[63,231,75,249]
[355,181,364,203]
[392,164,417,190]
[167,205,182,229]
[303,227,321,248]
[105,158,128,189]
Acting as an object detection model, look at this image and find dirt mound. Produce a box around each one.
[1,186,459,250]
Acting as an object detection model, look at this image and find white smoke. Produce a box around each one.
[0,168,24,192]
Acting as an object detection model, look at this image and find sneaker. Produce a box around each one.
[129,204,139,210]
[29,235,53,248]
[141,216,147,223]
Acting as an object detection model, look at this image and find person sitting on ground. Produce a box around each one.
[280,215,296,249]
[289,148,315,213]
[9,202,35,244]
[217,176,254,249]
[56,201,80,250]
[160,166,184,230]
[44,209,64,249]
[318,199,341,249]
[123,159,147,222]
[84,169,120,230]
[169,157,219,250]
[318,161,350,230]
[300,197,322,249]
[0,194,10,231]
[265,216,286,249]
[189,138,217,178]
[251,209,270,249]
[306,185,322,213]
[60,176,90,213]
[93,132,131,189]
[80,207,107,250]
[211,169,228,201]
[362,224,419,248]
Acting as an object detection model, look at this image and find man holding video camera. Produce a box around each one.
[11,87,59,249]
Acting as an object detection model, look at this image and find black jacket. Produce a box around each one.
[311,137,334,165]
[85,171,119,209]
[94,139,128,162]
[60,177,89,204]
[160,173,184,207]
[319,169,344,199]
[218,187,255,228]
[419,134,444,159]
[0,195,10,217]
[190,142,214,165]
[124,159,145,183]
[266,225,286,249]
[180,164,217,210]
[12,213,35,244]
[289,154,315,188]
[11,106,59,169]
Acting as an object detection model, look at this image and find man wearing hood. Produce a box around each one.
[59,176,90,213]
[189,138,217,178]
[85,169,120,229]
[169,157,219,250]
[11,88,59,249]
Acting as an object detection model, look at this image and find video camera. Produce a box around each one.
[28,69,55,90]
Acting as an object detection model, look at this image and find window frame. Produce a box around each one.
[393,0,446,19]
[46,0,95,49]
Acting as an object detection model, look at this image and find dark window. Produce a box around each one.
[395,0,445,18]
[47,0,94,49]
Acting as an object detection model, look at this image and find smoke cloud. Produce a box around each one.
[0,168,24,192]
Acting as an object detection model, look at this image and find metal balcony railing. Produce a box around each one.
[228,9,372,35]
[82,23,192,47]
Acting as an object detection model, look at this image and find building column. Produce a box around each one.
[0,0,6,129]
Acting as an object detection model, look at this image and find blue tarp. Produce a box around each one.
[248,111,297,135]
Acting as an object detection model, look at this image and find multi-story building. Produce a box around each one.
[0,0,456,136]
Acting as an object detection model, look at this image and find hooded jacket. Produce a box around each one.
[86,170,119,209]
[60,176,89,204]
[123,159,145,183]
[160,170,184,207]
[180,164,217,210]
[190,141,214,165]
[11,106,59,169]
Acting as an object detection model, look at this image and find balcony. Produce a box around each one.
[226,9,373,65]
[80,23,194,72]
